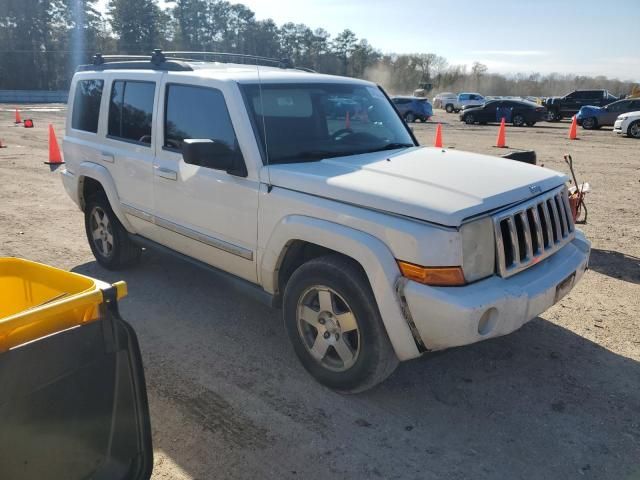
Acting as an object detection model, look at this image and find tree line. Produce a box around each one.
[0,0,635,97]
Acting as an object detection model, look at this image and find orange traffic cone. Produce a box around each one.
[45,124,64,165]
[569,116,578,140]
[434,123,443,148]
[14,108,22,124]
[345,110,351,129]
[495,117,507,148]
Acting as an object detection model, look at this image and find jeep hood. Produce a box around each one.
[266,147,568,227]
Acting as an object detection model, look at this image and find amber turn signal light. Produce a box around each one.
[397,261,466,286]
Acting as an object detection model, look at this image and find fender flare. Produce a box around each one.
[260,215,422,361]
[76,162,135,232]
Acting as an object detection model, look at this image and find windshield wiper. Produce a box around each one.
[275,144,414,163]
[276,150,353,162]
[361,143,415,154]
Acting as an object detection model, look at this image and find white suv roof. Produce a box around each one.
[78,50,372,86]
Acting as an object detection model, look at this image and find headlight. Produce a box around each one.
[461,217,495,282]
[618,115,628,120]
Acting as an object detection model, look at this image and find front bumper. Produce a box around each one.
[613,119,624,133]
[401,231,590,351]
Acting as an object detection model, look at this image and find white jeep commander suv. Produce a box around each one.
[61,51,591,392]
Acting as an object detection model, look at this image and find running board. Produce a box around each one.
[128,234,276,309]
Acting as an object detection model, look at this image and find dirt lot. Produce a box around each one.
[1,105,639,479]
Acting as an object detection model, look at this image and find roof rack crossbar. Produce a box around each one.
[82,49,312,73]
[163,51,294,69]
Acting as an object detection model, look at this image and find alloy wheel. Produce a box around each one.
[296,286,360,372]
[89,206,114,258]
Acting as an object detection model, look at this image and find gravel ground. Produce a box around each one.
[1,105,638,480]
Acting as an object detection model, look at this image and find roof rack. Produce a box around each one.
[163,51,297,69]
[76,49,313,73]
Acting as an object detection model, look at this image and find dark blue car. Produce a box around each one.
[391,96,433,123]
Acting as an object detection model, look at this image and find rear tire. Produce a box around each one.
[512,114,525,127]
[84,192,141,270]
[464,113,475,125]
[582,117,597,130]
[628,120,640,139]
[445,103,454,113]
[283,255,398,393]
[404,112,415,123]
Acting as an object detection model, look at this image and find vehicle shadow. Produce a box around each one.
[588,248,640,284]
[72,254,640,480]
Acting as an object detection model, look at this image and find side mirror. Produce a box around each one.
[182,139,247,176]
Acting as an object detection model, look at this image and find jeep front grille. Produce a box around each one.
[493,186,575,277]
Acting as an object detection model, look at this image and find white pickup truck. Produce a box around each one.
[448,92,486,113]
[60,51,590,392]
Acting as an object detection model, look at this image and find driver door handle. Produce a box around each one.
[155,167,177,181]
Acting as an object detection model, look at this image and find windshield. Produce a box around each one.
[241,82,415,165]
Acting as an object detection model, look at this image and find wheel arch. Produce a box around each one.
[76,162,134,232]
[260,215,422,360]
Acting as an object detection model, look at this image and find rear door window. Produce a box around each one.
[608,101,629,112]
[71,79,104,133]
[108,80,155,145]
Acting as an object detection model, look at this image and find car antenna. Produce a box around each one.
[255,61,272,192]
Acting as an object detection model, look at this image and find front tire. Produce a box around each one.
[404,112,415,123]
[445,103,454,113]
[283,255,398,393]
[628,120,640,138]
[546,110,560,122]
[84,192,141,270]
[464,113,475,124]
[582,117,597,130]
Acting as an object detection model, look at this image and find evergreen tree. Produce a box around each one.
[108,0,166,53]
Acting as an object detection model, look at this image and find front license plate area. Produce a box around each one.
[555,272,576,302]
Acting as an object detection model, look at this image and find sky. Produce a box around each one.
[98,0,640,81]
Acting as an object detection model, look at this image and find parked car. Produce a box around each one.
[60,50,590,393]
[460,99,546,126]
[576,98,640,129]
[543,89,618,121]
[447,92,485,113]
[391,96,433,122]
[432,92,456,109]
[613,111,640,138]
[326,96,363,119]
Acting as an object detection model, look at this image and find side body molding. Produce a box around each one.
[260,215,421,360]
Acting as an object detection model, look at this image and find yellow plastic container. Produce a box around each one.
[0,258,126,352]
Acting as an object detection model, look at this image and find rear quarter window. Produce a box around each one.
[71,79,104,133]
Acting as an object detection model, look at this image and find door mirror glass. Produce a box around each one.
[182,138,236,172]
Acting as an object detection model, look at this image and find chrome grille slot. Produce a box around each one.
[494,186,575,277]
